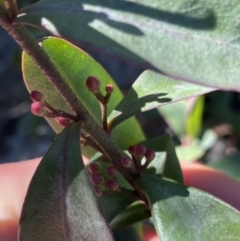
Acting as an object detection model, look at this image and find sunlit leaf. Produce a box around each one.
[22,37,145,155]
[108,70,213,128]
[16,0,240,91]
[136,174,240,241]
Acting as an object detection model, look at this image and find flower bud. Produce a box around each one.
[55,117,71,127]
[107,180,119,191]
[86,76,101,93]
[30,102,46,116]
[88,163,100,173]
[91,173,104,186]
[134,144,146,157]
[128,145,135,155]
[30,90,44,102]
[145,149,155,162]
[121,157,132,168]
[105,84,114,93]
[106,166,117,177]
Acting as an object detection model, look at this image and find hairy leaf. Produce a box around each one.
[108,70,213,128]
[136,174,240,241]
[16,0,240,91]
[19,122,114,241]
[22,37,145,153]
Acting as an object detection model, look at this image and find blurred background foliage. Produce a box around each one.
[1,0,240,184]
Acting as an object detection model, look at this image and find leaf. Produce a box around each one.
[19,122,114,241]
[16,0,240,91]
[157,101,186,139]
[110,202,150,229]
[135,174,240,241]
[141,134,183,183]
[99,192,137,223]
[108,70,213,128]
[185,96,205,139]
[113,223,143,241]
[22,37,145,153]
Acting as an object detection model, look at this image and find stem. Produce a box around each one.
[100,102,108,131]
[0,8,148,203]
[4,0,18,19]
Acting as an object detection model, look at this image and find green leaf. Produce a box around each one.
[157,101,186,139]
[99,192,137,223]
[19,122,114,241]
[16,0,240,91]
[22,37,145,153]
[141,134,183,183]
[110,202,150,229]
[185,96,205,139]
[135,174,240,241]
[108,70,213,128]
[113,223,143,241]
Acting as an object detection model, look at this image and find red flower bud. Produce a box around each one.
[128,145,135,155]
[91,173,104,186]
[55,117,71,127]
[106,166,117,177]
[121,157,132,168]
[105,84,114,93]
[86,76,101,93]
[134,144,146,157]
[145,149,155,161]
[30,102,46,116]
[30,90,43,102]
[88,163,100,173]
[107,180,119,191]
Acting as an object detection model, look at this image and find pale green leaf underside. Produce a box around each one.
[22,37,145,153]
[136,174,240,241]
[16,0,240,91]
[19,122,114,241]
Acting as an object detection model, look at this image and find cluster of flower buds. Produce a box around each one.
[30,90,74,127]
[88,162,120,196]
[85,76,114,104]
[121,144,155,172]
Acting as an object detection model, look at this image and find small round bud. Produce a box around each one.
[121,157,132,168]
[105,84,114,93]
[145,149,155,161]
[86,76,101,93]
[128,145,135,155]
[107,180,119,191]
[30,102,46,116]
[134,144,146,157]
[106,166,117,177]
[31,90,44,102]
[88,163,100,173]
[91,173,104,186]
[93,186,102,196]
[55,117,71,127]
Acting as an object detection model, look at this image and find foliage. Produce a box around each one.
[1,1,240,241]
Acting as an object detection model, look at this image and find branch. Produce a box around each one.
[0,9,137,183]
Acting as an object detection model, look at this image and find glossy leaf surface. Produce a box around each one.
[136,174,240,241]
[108,70,213,128]
[22,37,145,152]
[19,122,114,241]
[16,0,240,91]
